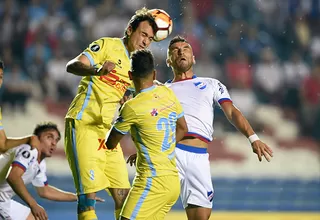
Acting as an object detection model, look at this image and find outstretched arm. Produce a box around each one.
[0,132,40,154]
[36,185,77,202]
[221,102,273,162]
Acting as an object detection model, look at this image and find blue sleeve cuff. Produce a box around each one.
[82,52,95,66]
[177,112,184,119]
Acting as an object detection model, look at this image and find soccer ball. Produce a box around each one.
[149,9,173,42]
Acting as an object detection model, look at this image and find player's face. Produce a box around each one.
[0,68,3,88]
[39,130,60,157]
[167,42,195,73]
[127,20,154,52]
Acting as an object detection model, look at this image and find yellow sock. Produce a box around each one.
[78,210,98,220]
[114,209,121,220]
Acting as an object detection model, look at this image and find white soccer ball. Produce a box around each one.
[149,9,173,42]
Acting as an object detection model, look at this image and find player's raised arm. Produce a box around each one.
[0,132,40,154]
[220,101,273,162]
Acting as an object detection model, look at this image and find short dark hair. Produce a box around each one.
[33,122,61,139]
[124,7,158,39]
[131,49,155,78]
[0,60,4,70]
[168,35,189,49]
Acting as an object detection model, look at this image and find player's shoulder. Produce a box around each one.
[88,37,121,51]
[15,144,38,158]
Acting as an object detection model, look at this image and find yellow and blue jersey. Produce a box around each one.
[113,85,184,178]
[66,37,134,125]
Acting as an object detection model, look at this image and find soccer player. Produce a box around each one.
[0,59,40,154]
[106,49,188,220]
[64,7,159,220]
[0,122,103,220]
[165,36,274,220]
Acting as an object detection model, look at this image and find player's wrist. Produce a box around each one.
[248,134,259,144]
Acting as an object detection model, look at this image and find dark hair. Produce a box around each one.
[33,122,61,139]
[168,35,189,49]
[0,60,4,70]
[124,7,158,40]
[131,49,155,78]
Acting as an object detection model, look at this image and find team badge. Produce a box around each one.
[194,82,207,90]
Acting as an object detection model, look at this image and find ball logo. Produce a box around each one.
[90,44,100,52]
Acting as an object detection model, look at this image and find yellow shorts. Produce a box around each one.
[121,175,180,220]
[64,118,130,195]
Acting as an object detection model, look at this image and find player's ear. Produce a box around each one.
[126,26,132,37]
[128,71,133,80]
[166,58,171,67]
[153,70,156,80]
[193,55,196,65]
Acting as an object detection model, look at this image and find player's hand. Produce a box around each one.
[29,135,40,151]
[251,140,273,162]
[96,61,115,75]
[94,196,105,203]
[126,153,137,166]
[30,203,48,220]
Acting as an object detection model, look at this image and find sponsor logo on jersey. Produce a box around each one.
[150,108,158,116]
[218,82,224,94]
[99,70,131,93]
[194,81,207,90]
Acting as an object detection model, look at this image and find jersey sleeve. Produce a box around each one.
[212,80,232,107]
[82,38,109,67]
[113,102,138,134]
[12,145,38,172]
[0,108,3,130]
[32,161,48,187]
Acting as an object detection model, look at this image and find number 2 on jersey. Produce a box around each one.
[157,112,177,152]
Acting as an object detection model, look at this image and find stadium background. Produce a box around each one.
[0,0,319,219]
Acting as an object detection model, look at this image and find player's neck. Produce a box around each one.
[134,80,154,93]
[37,151,45,163]
[173,70,194,82]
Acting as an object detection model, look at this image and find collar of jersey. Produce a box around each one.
[139,85,156,93]
[166,74,197,83]
[121,38,130,59]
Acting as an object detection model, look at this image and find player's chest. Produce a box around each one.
[22,163,40,183]
[170,81,212,103]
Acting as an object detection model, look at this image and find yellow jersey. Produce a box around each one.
[66,37,133,126]
[0,107,3,130]
[114,85,184,178]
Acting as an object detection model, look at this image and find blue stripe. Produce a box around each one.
[177,112,184,119]
[12,161,27,171]
[168,150,175,160]
[121,39,130,59]
[72,125,83,194]
[76,77,93,120]
[139,85,155,93]
[83,52,95,66]
[130,177,152,219]
[218,98,232,104]
[132,126,156,177]
[176,143,207,154]
[113,127,128,135]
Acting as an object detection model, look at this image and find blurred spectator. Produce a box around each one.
[225,49,252,88]
[283,51,310,112]
[1,64,31,113]
[300,61,320,139]
[254,47,284,104]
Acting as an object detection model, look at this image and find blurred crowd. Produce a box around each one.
[0,0,319,142]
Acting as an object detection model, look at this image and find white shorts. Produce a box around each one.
[0,200,30,220]
[175,143,214,209]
